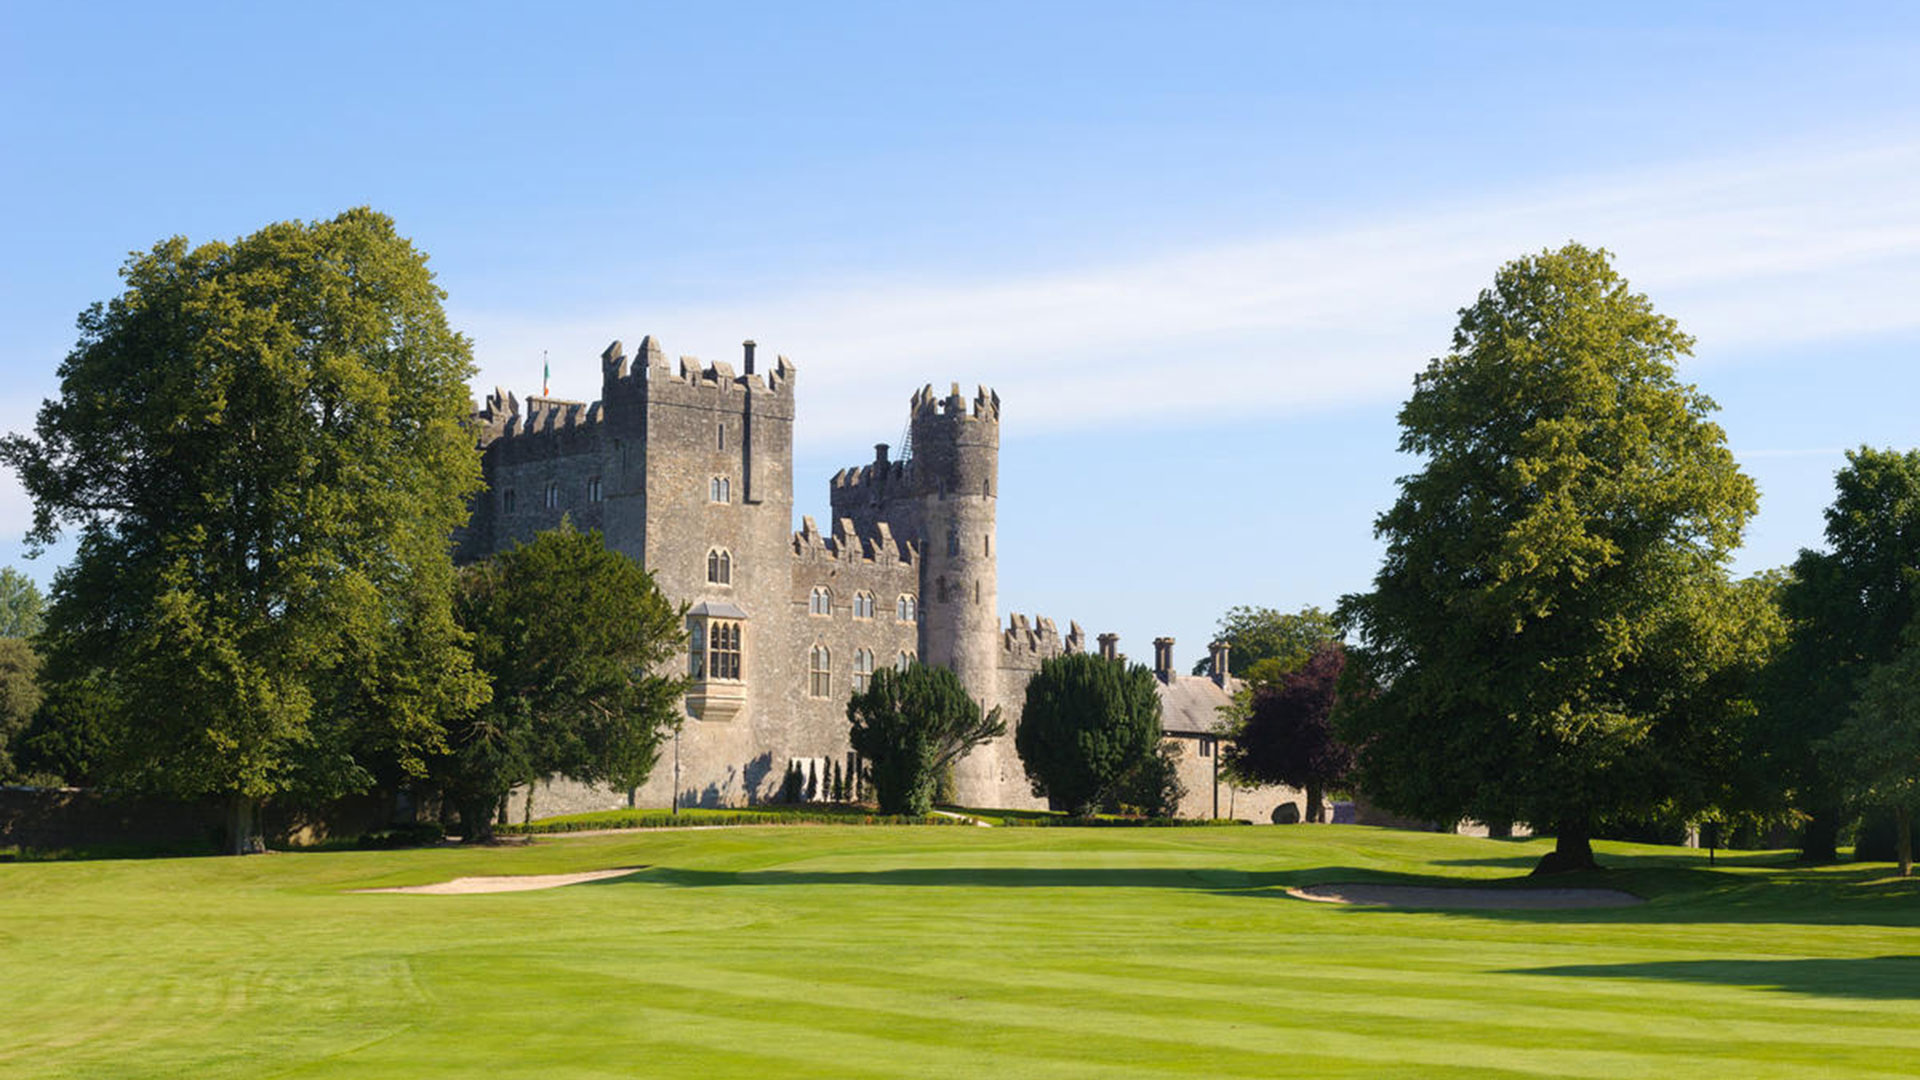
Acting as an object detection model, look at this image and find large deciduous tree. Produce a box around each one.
[1226,643,1354,824]
[846,661,1004,816]
[0,209,486,852]
[1823,628,1920,877]
[1191,604,1339,683]
[443,525,686,840]
[1337,243,1759,874]
[1015,652,1162,817]
[1767,448,1920,861]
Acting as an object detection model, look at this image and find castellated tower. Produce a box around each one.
[909,383,1002,803]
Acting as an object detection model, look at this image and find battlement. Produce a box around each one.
[911,382,999,423]
[471,386,602,448]
[1004,614,1085,654]
[601,336,795,401]
[1001,614,1085,666]
[790,515,915,566]
[829,447,911,494]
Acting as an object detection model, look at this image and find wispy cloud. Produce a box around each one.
[457,133,1920,455]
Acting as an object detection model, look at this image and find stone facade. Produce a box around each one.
[462,337,1301,819]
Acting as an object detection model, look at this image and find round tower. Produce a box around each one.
[910,383,1002,802]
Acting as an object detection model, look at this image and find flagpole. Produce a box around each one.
[541,350,549,397]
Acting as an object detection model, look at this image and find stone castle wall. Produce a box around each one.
[468,338,1296,820]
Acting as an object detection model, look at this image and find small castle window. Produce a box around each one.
[809,586,833,617]
[852,591,874,619]
[708,620,742,681]
[588,476,603,503]
[1199,738,1214,759]
[895,650,915,673]
[710,476,731,504]
[984,534,990,557]
[707,549,732,586]
[502,488,517,514]
[809,644,832,698]
[852,649,874,692]
[947,528,960,557]
[688,621,705,679]
[717,423,726,451]
[897,594,917,622]
[543,482,560,510]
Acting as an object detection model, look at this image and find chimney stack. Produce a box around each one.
[1097,633,1118,662]
[1209,640,1231,687]
[742,339,757,375]
[875,443,889,466]
[1153,637,1175,683]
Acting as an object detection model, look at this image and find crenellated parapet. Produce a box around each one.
[471,382,604,463]
[790,515,915,566]
[1000,614,1085,671]
[599,335,796,419]
[911,382,1000,423]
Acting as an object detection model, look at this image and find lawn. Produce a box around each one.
[3,825,1917,1078]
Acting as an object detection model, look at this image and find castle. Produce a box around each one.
[457,337,1301,820]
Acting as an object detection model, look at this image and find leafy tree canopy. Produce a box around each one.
[0,209,485,851]
[1336,243,1759,873]
[0,637,42,781]
[1015,652,1162,816]
[846,661,1004,816]
[1822,626,1920,876]
[444,524,686,839]
[1192,604,1339,682]
[0,568,45,639]
[1768,447,1920,859]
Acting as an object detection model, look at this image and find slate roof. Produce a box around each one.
[1156,675,1238,737]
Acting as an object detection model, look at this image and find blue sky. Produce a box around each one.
[4,3,1919,669]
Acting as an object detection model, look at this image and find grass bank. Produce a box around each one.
[2,825,1916,1078]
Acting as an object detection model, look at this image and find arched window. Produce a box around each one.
[852,649,874,692]
[809,586,833,616]
[809,644,832,697]
[895,650,916,673]
[502,489,517,514]
[710,476,731,503]
[543,482,560,509]
[587,476,604,503]
[708,620,742,680]
[852,591,874,619]
[707,549,732,586]
[896,594,917,622]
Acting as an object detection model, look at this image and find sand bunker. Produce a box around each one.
[1287,883,1643,910]
[355,867,644,895]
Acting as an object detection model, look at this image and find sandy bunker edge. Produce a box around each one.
[1287,882,1644,910]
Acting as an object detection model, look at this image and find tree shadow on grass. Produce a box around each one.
[1508,955,1920,999]
[580,862,1920,929]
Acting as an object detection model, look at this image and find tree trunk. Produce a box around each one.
[1800,806,1841,863]
[227,795,264,855]
[1305,784,1325,825]
[1485,818,1513,839]
[1899,810,1913,879]
[461,798,496,843]
[1531,819,1598,876]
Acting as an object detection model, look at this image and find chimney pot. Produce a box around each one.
[742,339,757,374]
[1097,633,1118,662]
[1210,640,1231,687]
[1153,637,1175,683]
